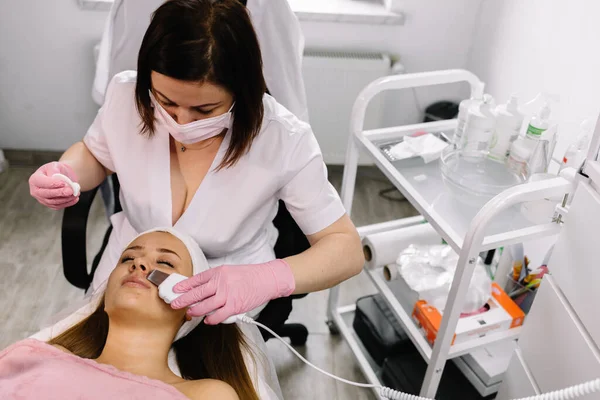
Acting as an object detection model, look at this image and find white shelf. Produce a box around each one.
[453,357,502,397]
[335,301,508,399]
[288,0,404,25]
[78,0,405,25]
[333,305,385,400]
[356,120,563,253]
[366,267,432,361]
[366,267,522,361]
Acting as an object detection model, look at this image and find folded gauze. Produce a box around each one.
[30,228,208,376]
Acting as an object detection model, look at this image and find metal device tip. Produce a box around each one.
[147,270,170,287]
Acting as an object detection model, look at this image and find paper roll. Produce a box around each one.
[362,223,440,269]
[383,264,400,281]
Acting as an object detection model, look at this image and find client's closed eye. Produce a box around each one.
[121,256,134,263]
[157,260,175,269]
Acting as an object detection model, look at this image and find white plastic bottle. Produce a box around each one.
[489,95,524,162]
[560,120,593,171]
[461,94,496,154]
[453,82,485,145]
[525,102,551,139]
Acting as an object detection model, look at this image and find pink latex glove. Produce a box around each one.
[171,259,296,325]
[29,162,80,210]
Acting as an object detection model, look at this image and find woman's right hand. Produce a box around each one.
[29,162,80,210]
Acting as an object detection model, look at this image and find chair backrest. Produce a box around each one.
[111,174,123,214]
[273,200,310,259]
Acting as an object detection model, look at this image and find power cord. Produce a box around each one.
[514,380,600,400]
[379,186,409,203]
[237,315,600,400]
[355,171,408,203]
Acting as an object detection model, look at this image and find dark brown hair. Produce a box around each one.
[135,0,267,169]
[48,299,259,400]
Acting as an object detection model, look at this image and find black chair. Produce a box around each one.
[61,174,310,346]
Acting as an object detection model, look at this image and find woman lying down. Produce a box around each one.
[0,229,280,399]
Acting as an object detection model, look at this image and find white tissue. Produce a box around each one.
[389,133,449,163]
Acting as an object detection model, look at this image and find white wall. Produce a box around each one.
[467,0,600,156]
[300,0,483,128]
[0,0,481,151]
[0,1,107,150]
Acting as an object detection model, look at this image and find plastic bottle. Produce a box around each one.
[489,95,524,162]
[525,102,551,139]
[560,120,593,171]
[461,94,496,154]
[453,82,485,145]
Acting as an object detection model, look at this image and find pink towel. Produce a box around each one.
[0,339,189,400]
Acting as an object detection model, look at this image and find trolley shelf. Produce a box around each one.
[366,267,523,362]
[357,121,562,253]
[332,305,385,400]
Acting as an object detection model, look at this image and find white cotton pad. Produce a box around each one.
[53,173,81,197]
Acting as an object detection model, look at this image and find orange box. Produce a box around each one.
[412,283,525,346]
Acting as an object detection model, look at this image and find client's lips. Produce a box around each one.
[122,276,151,289]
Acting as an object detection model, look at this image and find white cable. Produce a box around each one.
[513,379,600,400]
[237,316,599,400]
[238,316,377,389]
[240,315,434,399]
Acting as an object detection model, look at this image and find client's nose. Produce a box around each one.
[130,263,148,272]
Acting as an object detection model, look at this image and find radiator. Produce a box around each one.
[302,50,391,165]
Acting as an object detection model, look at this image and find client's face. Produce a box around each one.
[104,232,193,326]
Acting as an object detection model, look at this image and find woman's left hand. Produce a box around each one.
[171,260,296,324]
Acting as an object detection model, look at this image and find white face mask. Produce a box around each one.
[150,91,234,145]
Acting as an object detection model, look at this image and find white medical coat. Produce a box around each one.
[93,0,309,122]
[85,70,344,297]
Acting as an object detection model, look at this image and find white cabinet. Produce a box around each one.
[496,349,538,400]
[518,276,600,394]
[547,183,600,344]
[499,178,600,399]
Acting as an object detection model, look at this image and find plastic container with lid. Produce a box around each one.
[489,95,524,162]
[461,94,496,155]
[506,138,533,176]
